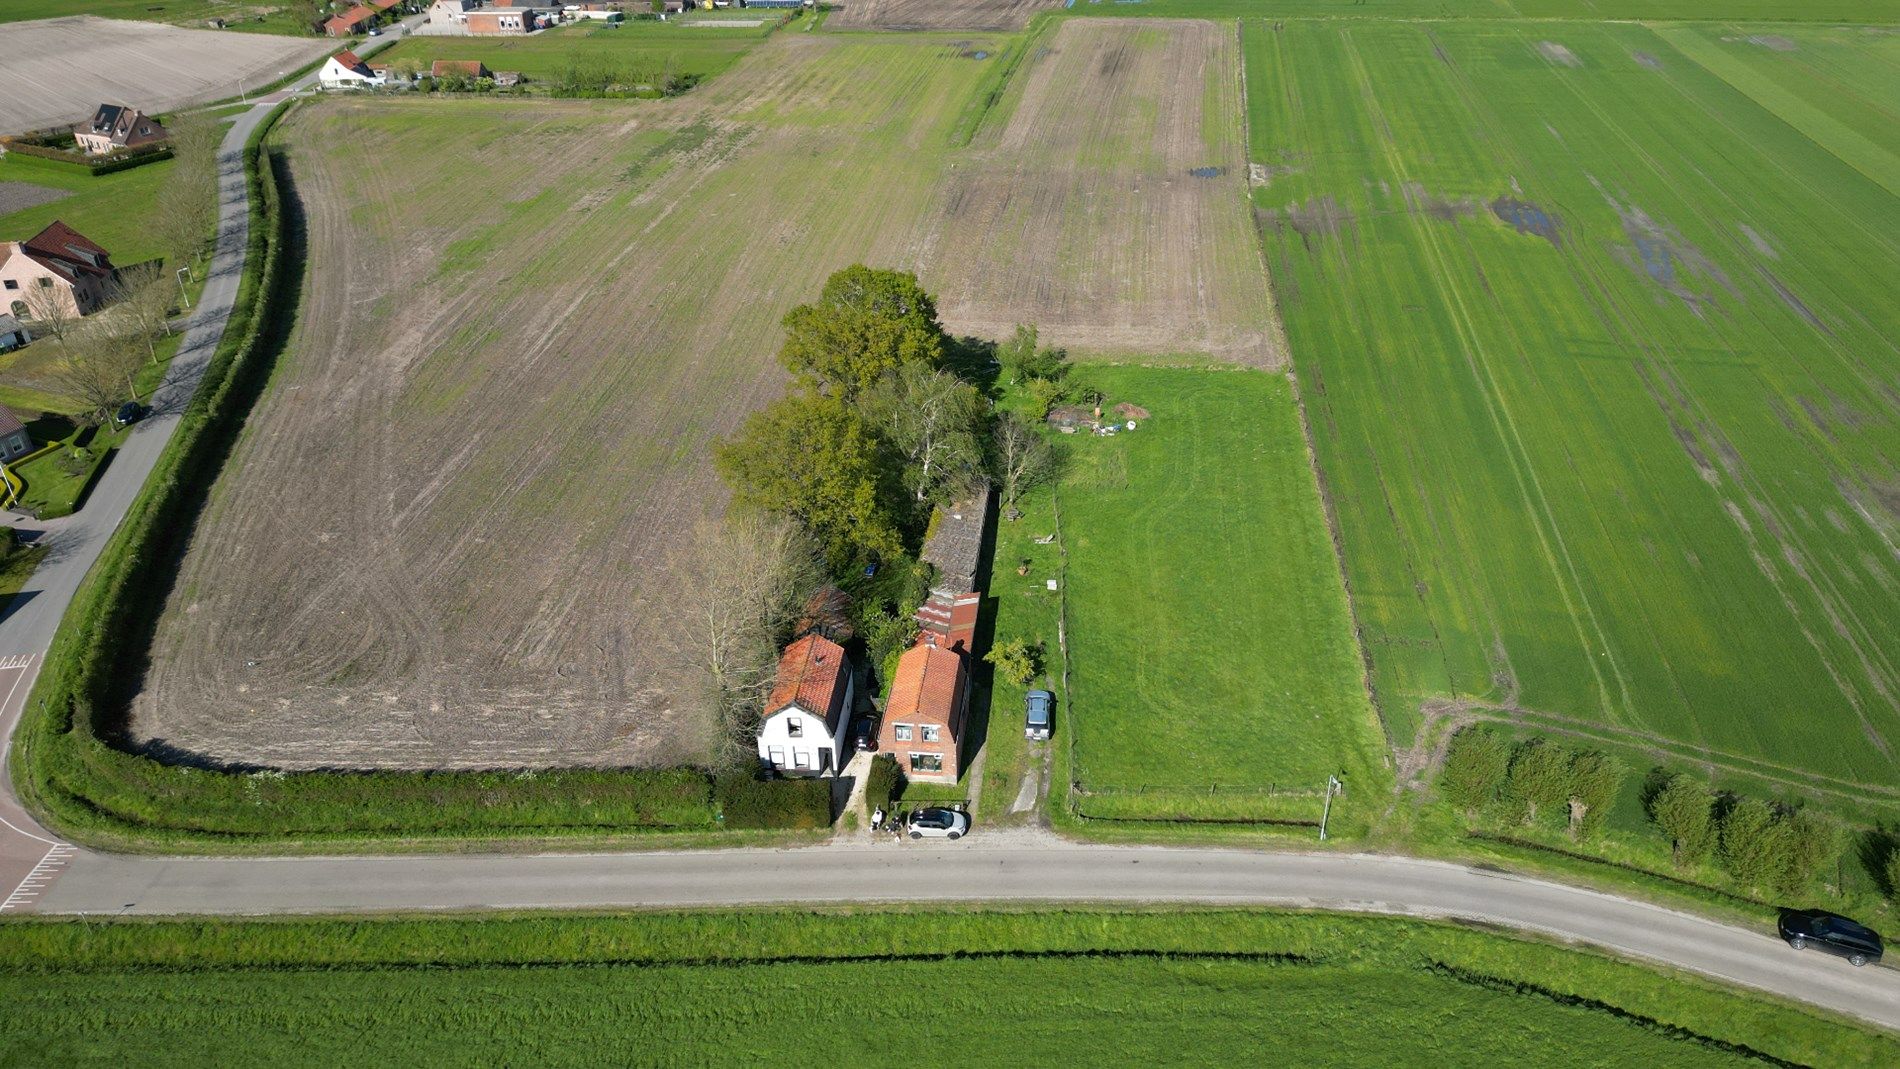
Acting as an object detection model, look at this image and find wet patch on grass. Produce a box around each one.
[1488,196,1559,245]
[1536,41,1582,68]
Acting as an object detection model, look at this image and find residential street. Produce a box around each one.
[0,18,1891,1045]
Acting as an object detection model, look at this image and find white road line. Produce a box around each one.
[0,843,75,912]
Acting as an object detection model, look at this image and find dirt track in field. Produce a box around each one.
[827,0,1059,31]
[925,20,1282,366]
[0,17,327,135]
[130,23,1281,770]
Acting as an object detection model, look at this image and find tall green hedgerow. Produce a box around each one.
[1439,726,1510,813]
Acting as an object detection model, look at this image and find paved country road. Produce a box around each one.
[0,21,1895,1044]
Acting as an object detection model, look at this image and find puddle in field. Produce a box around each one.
[1593,178,1736,313]
[1489,197,1560,246]
[1259,195,1353,246]
[1404,182,1477,222]
[1631,50,1663,70]
[1249,161,1299,187]
[1738,222,1778,259]
[1188,166,1225,179]
[1746,34,1798,52]
[1537,41,1582,68]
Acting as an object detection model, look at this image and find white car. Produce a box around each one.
[906,807,970,840]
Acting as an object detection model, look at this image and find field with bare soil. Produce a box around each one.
[0,16,326,134]
[930,19,1278,364]
[827,0,1059,32]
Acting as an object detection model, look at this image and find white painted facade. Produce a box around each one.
[318,54,386,90]
[755,674,855,777]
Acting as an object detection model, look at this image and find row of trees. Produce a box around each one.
[1646,773,1842,896]
[1440,728,1625,839]
[19,264,178,426]
[1441,726,1854,898]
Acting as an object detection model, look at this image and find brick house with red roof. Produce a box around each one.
[755,632,855,777]
[879,635,970,783]
[0,221,115,320]
[323,5,379,36]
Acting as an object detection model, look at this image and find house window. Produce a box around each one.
[786,718,802,738]
[922,725,940,743]
[36,278,51,288]
[910,753,942,774]
[2,280,16,290]
[893,724,912,742]
[767,747,785,766]
[794,750,812,769]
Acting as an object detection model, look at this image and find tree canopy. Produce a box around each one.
[778,266,944,397]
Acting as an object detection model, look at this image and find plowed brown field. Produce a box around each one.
[828,0,1059,32]
[130,22,1276,769]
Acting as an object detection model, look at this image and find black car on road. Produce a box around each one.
[1779,909,1883,967]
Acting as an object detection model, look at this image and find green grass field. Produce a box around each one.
[1061,0,1900,21]
[1,908,1890,1067]
[374,19,779,85]
[1032,366,1387,824]
[0,154,176,268]
[1244,20,1900,805]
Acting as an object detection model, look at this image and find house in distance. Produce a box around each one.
[72,104,167,157]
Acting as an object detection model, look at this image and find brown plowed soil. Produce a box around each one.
[827,0,1060,32]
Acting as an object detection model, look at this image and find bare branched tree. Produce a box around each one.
[668,512,823,773]
[50,324,143,426]
[991,410,1054,518]
[154,112,221,273]
[106,262,176,363]
[19,281,76,344]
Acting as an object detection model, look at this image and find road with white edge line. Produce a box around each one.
[0,17,1893,1044]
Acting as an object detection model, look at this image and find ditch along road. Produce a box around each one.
[0,30,1894,1042]
[0,26,422,911]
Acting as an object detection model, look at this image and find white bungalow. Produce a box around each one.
[756,633,854,777]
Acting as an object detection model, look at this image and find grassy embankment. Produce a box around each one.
[1,907,1893,1067]
[1242,18,1900,908]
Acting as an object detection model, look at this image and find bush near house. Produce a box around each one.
[715,773,832,830]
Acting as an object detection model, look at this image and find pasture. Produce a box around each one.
[1051,366,1386,824]
[0,908,1884,1068]
[1244,20,1900,802]
[0,16,325,134]
[130,20,1273,770]
[374,19,777,86]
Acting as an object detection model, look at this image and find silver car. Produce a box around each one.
[1024,689,1053,741]
[907,807,970,840]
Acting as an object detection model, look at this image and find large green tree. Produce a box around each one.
[1648,773,1715,868]
[713,392,904,567]
[778,265,944,398]
[864,362,987,503]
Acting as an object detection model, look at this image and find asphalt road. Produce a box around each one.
[0,20,1892,1043]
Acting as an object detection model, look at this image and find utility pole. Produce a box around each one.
[176,266,192,310]
[1318,775,1342,842]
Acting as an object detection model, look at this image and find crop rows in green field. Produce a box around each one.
[1049,366,1388,822]
[1244,19,1900,794]
[1062,0,1900,24]
[374,19,774,84]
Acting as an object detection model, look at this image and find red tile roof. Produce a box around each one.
[371,0,403,9]
[332,49,367,70]
[766,634,849,726]
[0,406,25,439]
[21,220,112,281]
[430,59,489,78]
[324,6,377,32]
[886,638,965,728]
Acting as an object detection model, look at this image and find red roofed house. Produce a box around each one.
[879,635,970,783]
[430,59,492,80]
[756,633,855,777]
[323,5,378,36]
[319,50,386,90]
[0,221,115,321]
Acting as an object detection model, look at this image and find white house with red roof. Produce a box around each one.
[0,221,115,320]
[756,632,854,777]
[318,50,386,90]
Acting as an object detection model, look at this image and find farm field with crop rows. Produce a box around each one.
[130,22,1275,771]
[1244,19,1900,803]
[1054,366,1387,824]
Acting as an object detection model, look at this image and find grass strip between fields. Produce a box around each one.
[0,907,1890,1066]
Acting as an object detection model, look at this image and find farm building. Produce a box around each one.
[0,407,32,463]
[323,5,379,35]
[431,59,492,79]
[0,314,28,353]
[920,485,990,597]
[0,221,115,320]
[72,104,167,156]
[756,633,855,777]
[879,636,969,783]
[494,70,523,87]
[318,50,385,90]
[465,7,547,33]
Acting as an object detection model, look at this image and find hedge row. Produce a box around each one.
[0,139,172,175]
[6,105,737,847]
[716,774,833,830]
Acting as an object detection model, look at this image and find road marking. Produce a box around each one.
[0,654,34,670]
[0,844,75,912]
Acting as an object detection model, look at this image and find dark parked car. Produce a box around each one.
[1024,688,1053,741]
[115,401,146,426]
[1779,910,1883,967]
[850,716,877,752]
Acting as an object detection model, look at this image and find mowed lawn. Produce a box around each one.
[374,20,772,83]
[0,155,174,268]
[1059,366,1387,818]
[1245,21,1900,794]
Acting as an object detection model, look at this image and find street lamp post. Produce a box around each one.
[176,266,192,310]
[1318,775,1342,842]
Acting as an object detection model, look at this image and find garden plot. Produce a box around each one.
[926,19,1281,366]
[0,16,326,134]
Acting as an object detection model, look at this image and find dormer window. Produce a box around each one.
[786,718,803,738]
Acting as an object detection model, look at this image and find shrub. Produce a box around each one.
[1504,738,1571,825]
[1565,751,1624,840]
[1719,796,1787,890]
[716,774,831,830]
[986,638,1040,688]
[1438,725,1510,812]
[1776,808,1841,896]
[865,753,900,813]
[1887,849,1900,905]
[1647,773,1715,868]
